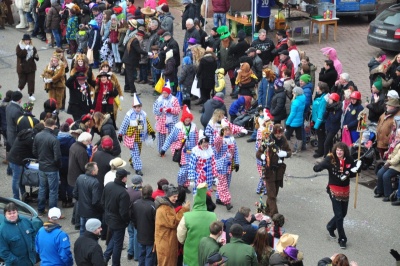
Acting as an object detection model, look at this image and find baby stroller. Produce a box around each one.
[232,101,259,138]
[304,110,318,147]
[350,122,379,170]
[21,158,40,203]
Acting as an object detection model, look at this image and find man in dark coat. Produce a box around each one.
[319,59,338,90]
[73,162,103,235]
[160,31,180,68]
[32,118,62,216]
[6,91,23,150]
[246,47,263,81]
[196,52,218,105]
[271,29,288,68]
[183,18,200,56]
[66,72,94,120]
[181,0,198,30]
[205,27,221,54]
[102,169,130,265]
[91,136,116,194]
[74,218,106,266]
[126,175,143,261]
[251,29,275,66]
[122,30,148,96]
[200,93,227,128]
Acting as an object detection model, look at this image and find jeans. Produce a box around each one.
[258,82,266,108]
[25,11,34,23]
[127,223,139,261]
[139,64,148,82]
[52,29,61,48]
[376,167,398,196]
[327,193,348,243]
[38,171,59,213]
[250,130,257,140]
[32,14,45,35]
[80,217,88,236]
[104,227,126,266]
[213,13,226,27]
[9,162,25,200]
[111,43,121,63]
[138,243,155,266]
[152,69,161,86]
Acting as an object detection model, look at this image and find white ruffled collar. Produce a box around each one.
[192,145,214,159]
[176,121,196,132]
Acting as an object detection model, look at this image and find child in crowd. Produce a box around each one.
[109,15,121,72]
[100,9,113,65]
[76,24,89,53]
[268,213,286,249]
[92,5,103,29]
[229,96,245,123]
[151,45,163,91]
[66,4,80,58]
[178,56,195,108]
[88,19,102,69]
[214,68,226,96]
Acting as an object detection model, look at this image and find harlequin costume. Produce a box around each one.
[213,120,239,210]
[153,86,181,153]
[204,118,247,146]
[119,93,155,176]
[188,130,218,194]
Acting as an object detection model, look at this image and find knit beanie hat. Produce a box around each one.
[300,74,311,83]
[85,218,101,233]
[181,105,194,122]
[162,184,179,197]
[161,4,169,12]
[293,86,304,95]
[373,76,383,91]
[237,30,246,40]
[11,91,23,102]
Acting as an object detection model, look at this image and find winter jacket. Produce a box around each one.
[88,27,101,50]
[251,37,275,65]
[6,101,24,148]
[295,62,317,88]
[342,103,364,131]
[219,40,237,71]
[286,94,306,127]
[206,35,221,56]
[198,28,208,49]
[66,76,93,119]
[122,37,147,66]
[197,54,217,89]
[46,3,61,30]
[109,27,118,44]
[177,185,217,265]
[101,20,110,42]
[101,179,130,230]
[182,3,198,30]
[132,197,156,246]
[278,56,294,79]
[313,154,356,188]
[35,222,73,266]
[37,0,50,15]
[219,237,258,266]
[0,216,37,266]
[366,91,385,123]
[324,102,343,133]
[16,42,38,74]
[16,113,39,133]
[179,64,196,89]
[200,97,227,128]
[160,12,174,36]
[250,55,263,80]
[183,27,201,53]
[32,127,61,172]
[66,15,78,41]
[319,67,338,90]
[95,114,121,156]
[271,38,288,67]
[67,141,89,187]
[91,150,115,191]
[74,231,105,266]
[212,0,230,13]
[238,79,257,96]
[8,128,37,165]
[312,93,328,129]
[76,30,89,51]
[164,57,177,83]
[302,82,313,113]
[331,80,358,101]
[387,143,400,172]
[57,131,75,171]
[270,87,287,121]
[258,78,274,109]
[73,173,103,218]
[368,57,382,72]
[160,37,180,67]
[229,96,245,116]
[283,78,294,115]
[317,257,333,266]
[228,39,250,61]
[224,211,267,245]
[269,252,290,266]
[376,109,400,149]
[198,236,220,266]
[0,101,8,137]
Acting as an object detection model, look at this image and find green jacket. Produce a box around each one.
[220,237,258,266]
[181,185,217,266]
[198,236,220,266]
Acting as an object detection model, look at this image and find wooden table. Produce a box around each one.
[310,18,339,44]
[226,13,259,37]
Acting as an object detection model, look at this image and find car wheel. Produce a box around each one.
[367,14,375,22]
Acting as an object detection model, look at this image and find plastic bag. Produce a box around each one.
[155,75,165,94]
[87,48,94,64]
[341,128,352,146]
[191,76,200,98]
[144,136,155,148]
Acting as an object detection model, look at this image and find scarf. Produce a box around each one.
[75,65,87,73]
[19,42,34,61]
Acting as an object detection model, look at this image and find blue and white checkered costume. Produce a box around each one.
[188,145,218,194]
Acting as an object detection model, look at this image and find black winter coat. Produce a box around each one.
[160,37,180,67]
[95,115,121,156]
[319,67,338,90]
[91,150,115,191]
[73,173,103,218]
[8,128,37,165]
[132,198,156,245]
[331,80,357,100]
[32,128,61,172]
[366,91,386,123]
[197,55,217,89]
[122,38,147,66]
[270,87,287,121]
[324,102,343,133]
[6,101,24,147]
[101,179,130,230]
[182,3,198,29]
[88,28,101,50]
[68,141,89,187]
[163,57,177,84]
[74,231,106,266]
[224,211,267,244]
[251,38,275,65]
[66,77,93,119]
[228,39,250,68]
[16,113,39,133]
[238,79,257,96]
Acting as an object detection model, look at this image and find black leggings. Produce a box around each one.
[324,130,338,156]
[285,125,302,140]
[256,16,270,31]
[315,123,326,155]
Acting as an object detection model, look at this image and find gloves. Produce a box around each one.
[383,162,390,169]
[235,165,239,172]
[390,249,400,261]
[241,128,248,134]
[260,154,266,161]
[118,134,123,143]
[277,150,287,158]
[159,107,164,112]
[166,108,171,113]
[350,160,362,173]
[151,132,156,140]
[119,96,124,101]
[160,150,165,156]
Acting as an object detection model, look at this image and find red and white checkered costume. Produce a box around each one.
[204,118,245,146]
[188,145,218,194]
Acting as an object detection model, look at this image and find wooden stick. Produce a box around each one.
[354,131,363,209]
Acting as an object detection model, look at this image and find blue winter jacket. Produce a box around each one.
[229,96,245,116]
[302,82,313,113]
[312,93,328,129]
[35,222,73,266]
[286,94,306,127]
[259,79,274,109]
[0,216,37,266]
[342,103,364,131]
[57,132,76,171]
[325,102,343,133]
[88,27,101,50]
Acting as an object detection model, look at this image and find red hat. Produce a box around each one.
[162,86,171,94]
[101,137,113,150]
[136,30,145,37]
[180,105,193,122]
[329,93,340,102]
[65,118,74,125]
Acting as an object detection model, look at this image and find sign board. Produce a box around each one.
[230,0,252,13]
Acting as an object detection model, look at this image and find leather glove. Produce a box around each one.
[277,150,287,158]
[151,132,156,140]
[166,108,172,113]
[118,134,123,143]
[390,249,400,261]
[235,165,239,172]
[160,150,166,156]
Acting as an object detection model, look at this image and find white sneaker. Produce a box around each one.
[29,95,36,101]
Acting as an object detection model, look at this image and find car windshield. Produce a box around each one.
[376,9,400,26]
[0,201,33,218]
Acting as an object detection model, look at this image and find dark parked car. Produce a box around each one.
[367,3,400,52]
[0,197,43,264]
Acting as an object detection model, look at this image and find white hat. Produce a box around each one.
[48,207,61,220]
[388,90,399,99]
[66,3,75,9]
[198,129,206,142]
[132,93,142,106]
[85,218,102,233]
[109,157,127,168]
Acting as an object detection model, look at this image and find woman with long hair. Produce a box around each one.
[92,111,121,156]
[318,253,358,266]
[252,227,274,265]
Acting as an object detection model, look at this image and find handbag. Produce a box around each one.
[191,75,200,98]
[87,48,94,64]
[176,86,183,106]
[341,128,352,146]
[155,74,165,94]
[172,139,186,163]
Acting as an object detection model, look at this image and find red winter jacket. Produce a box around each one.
[212,0,230,13]
[109,28,119,44]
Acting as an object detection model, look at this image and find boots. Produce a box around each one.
[293,140,303,155]
[15,9,27,29]
[27,22,34,32]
